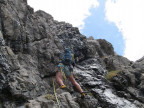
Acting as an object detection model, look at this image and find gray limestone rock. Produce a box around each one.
[0,0,144,108]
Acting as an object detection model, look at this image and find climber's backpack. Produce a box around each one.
[61,48,74,65]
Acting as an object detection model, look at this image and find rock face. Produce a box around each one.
[0,0,144,108]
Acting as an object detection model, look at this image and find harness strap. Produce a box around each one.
[60,63,67,80]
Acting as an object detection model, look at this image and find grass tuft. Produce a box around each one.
[106,70,120,80]
[45,94,56,101]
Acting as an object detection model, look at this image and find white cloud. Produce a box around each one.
[27,0,99,29]
[27,0,144,61]
[105,0,144,61]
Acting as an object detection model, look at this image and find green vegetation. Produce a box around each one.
[83,88,93,96]
[106,70,120,80]
[45,94,56,101]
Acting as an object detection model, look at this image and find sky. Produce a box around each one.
[27,0,144,61]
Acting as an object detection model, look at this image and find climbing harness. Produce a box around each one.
[52,78,61,108]
[60,64,67,80]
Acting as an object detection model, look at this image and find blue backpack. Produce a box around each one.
[60,48,74,65]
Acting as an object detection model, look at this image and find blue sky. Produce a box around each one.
[28,0,144,61]
[81,0,125,55]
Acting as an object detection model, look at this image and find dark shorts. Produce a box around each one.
[58,63,73,77]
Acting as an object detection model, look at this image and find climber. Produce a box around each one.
[56,47,85,98]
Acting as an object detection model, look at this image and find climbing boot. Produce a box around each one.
[81,92,85,98]
[60,85,66,89]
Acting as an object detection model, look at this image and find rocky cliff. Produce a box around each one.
[0,0,144,108]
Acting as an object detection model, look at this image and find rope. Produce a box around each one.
[52,78,61,108]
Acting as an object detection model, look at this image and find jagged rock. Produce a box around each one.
[103,55,132,71]
[86,39,114,58]
[76,95,98,108]
[132,56,144,73]
[22,92,79,108]
[0,0,144,108]
[74,58,140,108]
[111,64,144,104]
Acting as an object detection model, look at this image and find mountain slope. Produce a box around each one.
[0,0,144,108]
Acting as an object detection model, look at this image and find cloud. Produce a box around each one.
[105,0,144,61]
[27,0,99,29]
[27,0,144,61]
